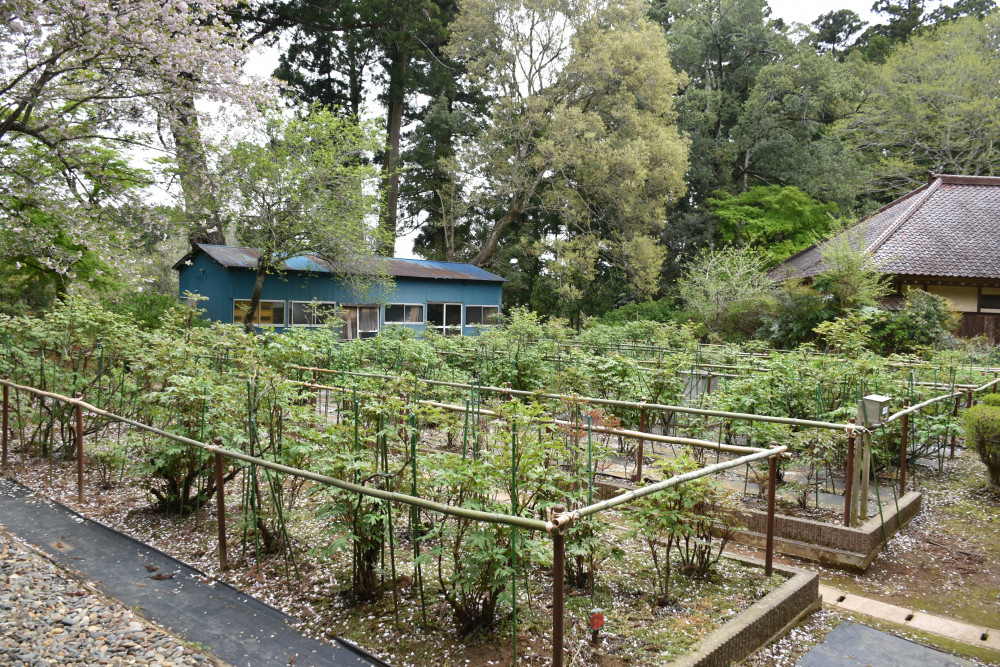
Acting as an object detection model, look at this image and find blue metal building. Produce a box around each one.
[174,244,504,337]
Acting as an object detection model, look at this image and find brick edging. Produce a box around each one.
[728,492,922,570]
[671,557,820,667]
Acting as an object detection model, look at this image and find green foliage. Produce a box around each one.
[811,223,892,313]
[759,280,838,348]
[599,300,677,325]
[962,404,1000,489]
[103,291,184,331]
[709,186,838,264]
[627,454,735,605]
[677,247,776,341]
[840,14,1000,197]
[220,104,387,330]
[868,290,961,355]
[981,394,1000,407]
[813,312,874,358]
[445,0,689,275]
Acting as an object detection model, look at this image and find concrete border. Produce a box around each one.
[728,491,922,570]
[671,556,820,667]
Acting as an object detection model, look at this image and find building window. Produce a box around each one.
[233,300,286,326]
[339,305,380,340]
[465,305,499,326]
[428,302,463,335]
[290,301,339,327]
[980,293,1000,311]
[384,303,424,324]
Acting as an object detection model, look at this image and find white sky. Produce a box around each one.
[769,0,882,27]
[242,1,889,259]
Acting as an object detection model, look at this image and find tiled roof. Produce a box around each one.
[181,245,506,282]
[775,174,1000,280]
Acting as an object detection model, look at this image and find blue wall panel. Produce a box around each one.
[178,251,502,336]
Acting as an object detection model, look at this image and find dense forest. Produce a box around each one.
[2,0,999,326]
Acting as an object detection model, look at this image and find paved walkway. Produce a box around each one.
[797,621,974,666]
[820,584,1000,652]
[1,528,218,666]
[0,478,383,667]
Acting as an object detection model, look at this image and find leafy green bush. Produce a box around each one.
[962,404,1000,489]
[982,393,1000,408]
[627,454,735,606]
[103,290,184,331]
[676,247,776,341]
[759,280,837,348]
[869,290,960,355]
[599,299,677,325]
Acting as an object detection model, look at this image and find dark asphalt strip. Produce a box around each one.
[0,477,387,667]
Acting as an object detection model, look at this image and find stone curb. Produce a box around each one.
[727,491,922,570]
[819,584,1000,653]
[670,556,821,667]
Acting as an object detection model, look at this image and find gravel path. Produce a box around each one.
[0,529,223,667]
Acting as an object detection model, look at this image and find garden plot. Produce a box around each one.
[1,303,996,664]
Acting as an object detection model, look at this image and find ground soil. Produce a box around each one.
[2,450,782,667]
[732,447,1000,666]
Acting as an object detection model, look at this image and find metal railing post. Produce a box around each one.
[74,393,85,503]
[635,399,647,482]
[900,398,909,497]
[765,450,777,577]
[844,419,856,527]
[551,504,566,667]
[2,375,8,474]
[214,437,228,571]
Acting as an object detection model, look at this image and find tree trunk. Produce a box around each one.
[243,261,268,335]
[470,170,547,267]
[170,93,225,247]
[380,44,409,257]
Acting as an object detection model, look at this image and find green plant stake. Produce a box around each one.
[587,415,593,505]
[510,419,518,667]
[409,413,428,628]
[462,399,469,460]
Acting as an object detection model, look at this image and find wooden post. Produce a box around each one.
[765,452,777,577]
[75,393,84,504]
[552,504,566,667]
[859,434,871,521]
[950,394,959,459]
[2,375,8,474]
[851,428,863,526]
[900,399,909,497]
[844,419,856,527]
[635,399,647,482]
[214,437,228,571]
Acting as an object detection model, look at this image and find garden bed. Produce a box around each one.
[725,492,921,570]
[2,457,812,666]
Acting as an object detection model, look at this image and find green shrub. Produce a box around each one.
[981,393,1000,408]
[870,290,960,355]
[600,299,677,325]
[759,280,837,348]
[962,404,1000,489]
[104,290,183,331]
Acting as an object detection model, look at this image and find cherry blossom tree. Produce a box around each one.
[0,0,268,288]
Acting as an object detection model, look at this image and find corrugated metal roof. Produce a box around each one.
[194,244,506,282]
[774,174,1000,281]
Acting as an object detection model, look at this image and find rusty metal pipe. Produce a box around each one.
[900,399,909,497]
[552,504,566,667]
[765,453,777,577]
[845,421,856,527]
[75,393,84,504]
[214,438,228,571]
[2,375,8,474]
